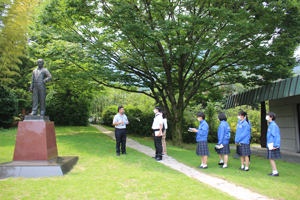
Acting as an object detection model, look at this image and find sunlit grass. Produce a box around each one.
[127,133,300,200]
[0,126,235,200]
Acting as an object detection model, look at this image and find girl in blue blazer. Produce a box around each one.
[216,113,231,168]
[266,112,281,176]
[235,111,251,171]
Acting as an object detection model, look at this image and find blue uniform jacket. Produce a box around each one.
[235,120,251,144]
[267,121,281,148]
[196,120,209,142]
[217,120,231,145]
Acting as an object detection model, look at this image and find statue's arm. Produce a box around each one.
[43,69,52,83]
[30,71,34,91]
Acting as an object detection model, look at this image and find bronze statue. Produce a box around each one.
[29,59,52,116]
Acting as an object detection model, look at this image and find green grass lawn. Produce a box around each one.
[0,126,235,200]
[119,132,300,200]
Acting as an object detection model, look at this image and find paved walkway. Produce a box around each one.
[92,125,270,200]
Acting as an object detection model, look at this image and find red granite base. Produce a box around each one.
[13,121,58,161]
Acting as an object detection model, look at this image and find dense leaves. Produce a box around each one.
[0,86,18,127]
[46,90,90,126]
[0,0,37,84]
[30,0,300,144]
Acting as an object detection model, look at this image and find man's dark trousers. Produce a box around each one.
[154,136,163,159]
[115,128,127,154]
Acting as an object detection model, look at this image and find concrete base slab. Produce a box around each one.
[0,156,79,179]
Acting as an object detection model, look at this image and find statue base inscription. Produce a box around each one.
[0,116,79,179]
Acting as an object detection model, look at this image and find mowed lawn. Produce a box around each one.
[118,130,300,200]
[0,126,235,200]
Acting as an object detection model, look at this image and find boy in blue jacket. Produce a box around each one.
[266,112,281,176]
[192,112,210,169]
[235,111,251,171]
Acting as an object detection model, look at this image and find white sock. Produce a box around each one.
[241,165,244,169]
[203,164,207,167]
[245,166,249,170]
[223,164,227,167]
[220,159,224,163]
[273,170,278,174]
[200,163,204,166]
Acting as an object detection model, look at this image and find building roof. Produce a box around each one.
[225,75,300,109]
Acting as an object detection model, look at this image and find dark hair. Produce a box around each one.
[162,111,167,119]
[155,106,161,112]
[196,112,205,120]
[218,113,227,121]
[118,106,124,112]
[238,110,249,123]
[267,112,276,121]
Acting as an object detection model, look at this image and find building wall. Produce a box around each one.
[269,95,300,152]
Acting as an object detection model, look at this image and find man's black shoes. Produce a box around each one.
[116,153,120,156]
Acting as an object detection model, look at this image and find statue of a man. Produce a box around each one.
[29,59,52,116]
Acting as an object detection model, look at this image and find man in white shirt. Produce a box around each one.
[113,106,129,156]
[152,106,163,161]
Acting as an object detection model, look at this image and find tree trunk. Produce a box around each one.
[170,108,184,147]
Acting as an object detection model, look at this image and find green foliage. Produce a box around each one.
[46,90,90,126]
[101,105,118,126]
[30,0,300,144]
[17,99,29,114]
[0,86,18,127]
[0,0,37,84]
[91,88,155,119]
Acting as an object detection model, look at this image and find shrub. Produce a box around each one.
[0,86,18,127]
[101,105,118,126]
[46,90,90,126]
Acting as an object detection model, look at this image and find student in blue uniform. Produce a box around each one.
[216,113,231,169]
[192,112,210,169]
[235,111,251,171]
[266,112,281,176]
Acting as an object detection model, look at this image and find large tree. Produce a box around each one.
[31,0,300,145]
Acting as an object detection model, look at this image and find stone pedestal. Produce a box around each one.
[13,116,58,161]
[0,156,79,179]
[0,116,79,179]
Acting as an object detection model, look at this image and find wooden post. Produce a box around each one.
[260,101,267,147]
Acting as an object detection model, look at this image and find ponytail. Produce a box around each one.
[238,110,249,123]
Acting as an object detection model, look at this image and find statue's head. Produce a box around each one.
[37,59,44,68]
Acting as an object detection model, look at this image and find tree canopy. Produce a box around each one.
[30,0,300,144]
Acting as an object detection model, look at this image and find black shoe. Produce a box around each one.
[220,166,227,168]
[197,166,203,169]
[218,162,224,165]
[267,173,279,176]
[239,167,244,170]
[155,158,162,161]
[122,153,127,155]
[116,153,120,156]
[244,168,249,171]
